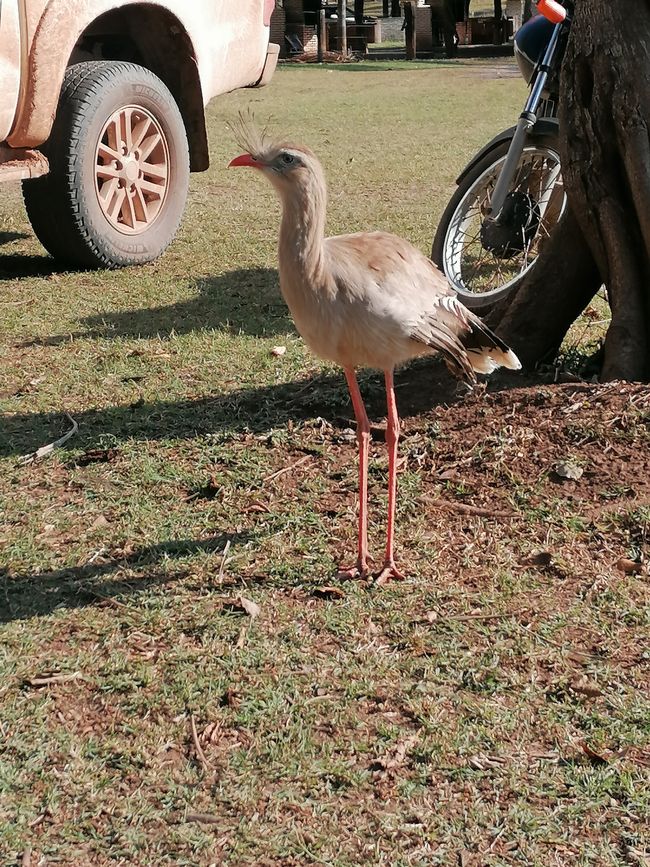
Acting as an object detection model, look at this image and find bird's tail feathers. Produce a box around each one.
[462,313,522,375]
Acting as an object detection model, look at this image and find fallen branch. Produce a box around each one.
[189,714,211,774]
[263,453,311,483]
[185,811,220,825]
[217,539,231,583]
[19,413,78,465]
[1,297,34,306]
[24,671,83,688]
[443,611,523,622]
[421,496,516,519]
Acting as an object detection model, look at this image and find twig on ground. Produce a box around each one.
[443,611,524,622]
[24,671,83,687]
[217,540,231,583]
[185,811,220,825]
[421,496,516,519]
[21,847,32,867]
[189,714,211,773]
[19,413,78,465]
[263,453,311,483]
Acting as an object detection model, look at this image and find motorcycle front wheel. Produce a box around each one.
[432,135,567,309]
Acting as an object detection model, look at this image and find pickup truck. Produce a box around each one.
[0,0,279,268]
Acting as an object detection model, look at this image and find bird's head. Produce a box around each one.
[228,116,324,199]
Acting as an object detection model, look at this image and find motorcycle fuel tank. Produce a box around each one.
[514,15,556,84]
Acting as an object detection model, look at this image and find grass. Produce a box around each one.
[1,61,649,866]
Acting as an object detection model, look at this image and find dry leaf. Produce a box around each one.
[76,447,119,466]
[221,686,241,708]
[468,753,507,770]
[185,812,220,825]
[238,596,260,619]
[313,585,346,599]
[521,551,553,567]
[91,514,110,530]
[570,675,602,698]
[199,721,223,747]
[581,741,610,764]
[222,596,261,625]
[617,556,643,574]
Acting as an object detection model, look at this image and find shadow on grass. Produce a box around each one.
[0,252,65,280]
[1,358,478,459]
[0,531,254,624]
[0,231,30,247]
[20,267,291,345]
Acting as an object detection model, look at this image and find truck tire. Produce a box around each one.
[23,61,190,269]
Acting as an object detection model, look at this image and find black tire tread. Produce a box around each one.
[431,134,561,309]
[23,61,188,269]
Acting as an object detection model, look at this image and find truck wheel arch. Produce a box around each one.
[9,1,209,172]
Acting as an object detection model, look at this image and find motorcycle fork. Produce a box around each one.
[486,21,564,221]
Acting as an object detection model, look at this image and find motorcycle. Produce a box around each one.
[431,0,572,308]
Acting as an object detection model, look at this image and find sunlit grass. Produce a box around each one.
[1,62,645,867]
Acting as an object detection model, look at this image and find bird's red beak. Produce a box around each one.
[228,153,263,169]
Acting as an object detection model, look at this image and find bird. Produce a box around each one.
[229,121,521,585]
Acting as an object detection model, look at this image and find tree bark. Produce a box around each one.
[493,0,503,44]
[354,0,365,25]
[559,0,650,380]
[488,207,601,366]
[493,0,650,382]
[441,0,459,57]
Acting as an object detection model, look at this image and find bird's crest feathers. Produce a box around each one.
[229,111,315,165]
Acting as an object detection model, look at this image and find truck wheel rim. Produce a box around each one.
[94,105,170,235]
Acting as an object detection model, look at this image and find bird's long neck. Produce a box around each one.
[278,171,327,284]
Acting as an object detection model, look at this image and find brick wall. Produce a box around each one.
[270,7,287,57]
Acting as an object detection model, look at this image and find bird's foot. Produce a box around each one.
[374,560,406,586]
[335,560,371,582]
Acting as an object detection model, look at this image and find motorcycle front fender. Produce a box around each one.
[455,117,560,186]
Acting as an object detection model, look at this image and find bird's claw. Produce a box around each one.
[374,561,406,586]
[335,562,370,582]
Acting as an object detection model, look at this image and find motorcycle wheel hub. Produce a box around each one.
[480,191,541,258]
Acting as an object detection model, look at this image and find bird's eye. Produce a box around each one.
[281,153,296,165]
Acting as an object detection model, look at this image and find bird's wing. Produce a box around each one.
[324,231,519,379]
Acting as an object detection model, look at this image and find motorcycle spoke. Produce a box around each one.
[443,143,566,298]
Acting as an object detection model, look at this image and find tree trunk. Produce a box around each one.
[559,0,650,380]
[391,0,401,17]
[488,207,601,366]
[404,1,416,58]
[494,0,650,382]
[338,0,347,54]
[354,0,365,25]
[441,0,459,57]
[493,0,503,44]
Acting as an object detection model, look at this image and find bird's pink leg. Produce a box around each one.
[336,368,371,580]
[375,369,406,585]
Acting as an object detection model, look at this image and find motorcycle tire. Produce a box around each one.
[432,133,566,309]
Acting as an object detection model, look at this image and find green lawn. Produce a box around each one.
[1,61,648,866]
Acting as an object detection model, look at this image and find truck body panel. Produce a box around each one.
[3,0,275,148]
